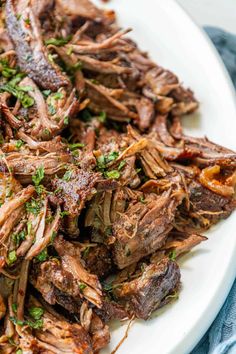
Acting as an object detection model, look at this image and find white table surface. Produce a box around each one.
[178,0,236,34]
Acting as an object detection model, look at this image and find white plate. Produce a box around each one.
[94,0,236,353]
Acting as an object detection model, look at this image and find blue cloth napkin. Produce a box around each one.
[191,26,236,354]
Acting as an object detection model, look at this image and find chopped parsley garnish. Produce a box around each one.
[64,116,69,125]
[79,283,87,292]
[68,142,85,151]
[12,230,26,247]
[52,92,64,100]
[98,111,106,123]
[24,18,31,26]
[82,247,91,259]
[32,166,44,186]
[28,307,44,320]
[139,196,147,204]
[97,151,119,170]
[60,210,69,218]
[48,103,56,115]
[27,221,32,235]
[16,350,23,354]
[62,170,72,181]
[12,303,17,313]
[104,170,120,179]
[50,231,57,243]
[7,250,17,265]
[15,140,24,150]
[0,74,34,108]
[118,160,126,171]
[169,250,177,261]
[72,61,83,71]
[26,198,41,215]
[36,248,48,262]
[45,35,72,47]
[42,89,51,97]
[0,59,17,78]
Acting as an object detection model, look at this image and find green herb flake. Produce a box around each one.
[36,248,48,262]
[7,250,17,265]
[169,250,177,261]
[27,221,32,235]
[0,77,35,108]
[48,104,56,115]
[50,231,57,244]
[53,92,64,100]
[26,198,41,216]
[118,160,126,171]
[9,317,24,326]
[72,61,83,71]
[62,170,72,182]
[24,18,31,26]
[79,283,87,292]
[64,116,69,125]
[42,89,51,97]
[82,247,90,259]
[15,140,24,150]
[98,111,106,123]
[60,210,69,218]
[28,307,44,320]
[45,36,72,47]
[68,142,85,151]
[16,349,23,354]
[104,170,120,180]
[12,230,26,247]
[12,303,17,313]
[139,196,147,204]
[32,166,44,186]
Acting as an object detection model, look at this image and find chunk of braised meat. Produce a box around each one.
[52,167,100,218]
[150,231,207,263]
[82,244,113,279]
[6,0,69,91]
[26,296,93,354]
[113,258,180,320]
[3,150,70,184]
[170,87,199,115]
[52,167,100,236]
[176,179,236,231]
[113,186,185,269]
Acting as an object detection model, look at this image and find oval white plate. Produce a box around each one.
[93,0,236,353]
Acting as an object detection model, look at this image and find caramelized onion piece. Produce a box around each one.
[199,165,235,197]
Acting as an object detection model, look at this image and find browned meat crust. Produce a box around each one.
[6,0,69,91]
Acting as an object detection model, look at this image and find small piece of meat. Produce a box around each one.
[49,236,103,308]
[136,96,154,130]
[113,258,181,320]
[6,0,69,91]
[171,87,199,115]
[176,179,236,231]
[113,188,184,269]
[90,312,110,352]
[83,244,113,279]
[151,231,207,263]
[28,297,93,354]
[52,167,100,217]
[150,114,175,146]
[5,151,70,184]
[144,66,179,96]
